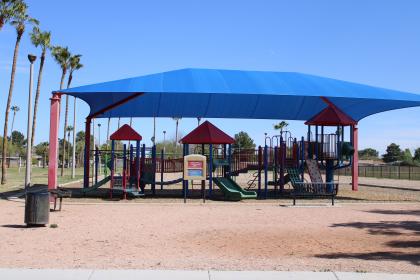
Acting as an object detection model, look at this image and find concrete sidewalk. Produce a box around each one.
[0,269,419,280]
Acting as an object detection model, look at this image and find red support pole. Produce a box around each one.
[48,93,61,190]
[83,117,92,188]
[352,124,359,191]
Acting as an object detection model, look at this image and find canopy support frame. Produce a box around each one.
[83,92,144,188]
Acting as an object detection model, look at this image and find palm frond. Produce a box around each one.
[30,26,51,50]
[51,45,71,70]
[69,54,83,72]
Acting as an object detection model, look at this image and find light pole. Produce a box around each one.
[163,130,166,155]
[98,123,101,147]
[25,54,36,189]
[264,132,267,146]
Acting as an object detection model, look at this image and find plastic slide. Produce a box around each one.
[78,176,111,193]
[212,177,257,201]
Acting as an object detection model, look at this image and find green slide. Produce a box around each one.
[212,177,257,201]
[80,176,111,193]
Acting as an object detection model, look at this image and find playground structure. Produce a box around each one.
[85,113,356,201]
[47,68,420,201]
[108,124,142,199]
[180,121,257,201]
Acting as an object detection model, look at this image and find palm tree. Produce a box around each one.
[51,46,71,90]
[274,121,289,134]
[172,117,181,146]
[1,2,38,184]
[66,54,82,88]
[51,46,71,176]
[30,26,51,148]
[66,125,73,168]
[10,105,19,134]
[106,118,110,148]
[67,54,83,177]
[0,0,22,31]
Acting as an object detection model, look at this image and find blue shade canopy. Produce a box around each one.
[58,68,420,122]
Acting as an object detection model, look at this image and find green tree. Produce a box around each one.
[10,105,19,134]
[67,54,83,88]
[156,139,183,157]
[58,138,72,167]
[2,134,23,157]
[172,117,181,146]
[11,130,24,147]
[382,143,403,163]
[1,1,38,184]
[358,148,379,160]
[274,121,289,133]
[0,0,22,31]
[66,125,73,168]
[30,26,51,147]
[232,131,256,150]
[414,148,420,162]
[400,148,414,166]
[34,141,48,167]
[75,131,94,167]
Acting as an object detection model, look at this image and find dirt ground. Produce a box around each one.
[0,200,418,273]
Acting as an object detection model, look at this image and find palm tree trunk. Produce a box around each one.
[1,32,22,184]
[66,72,78,177]
[10,111,16,135]
[106,118,110,147]
[0,17,4,31]
[59,70,67,176]
[67,132,70,168]
[31,51,46,148]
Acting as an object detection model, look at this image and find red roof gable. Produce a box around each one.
[305,103,356,126]
[180,121,235,144]
[110,124,143,141]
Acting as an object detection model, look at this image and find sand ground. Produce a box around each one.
[0,200,418,273]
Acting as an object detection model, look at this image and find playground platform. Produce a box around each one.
[0,269,418,280]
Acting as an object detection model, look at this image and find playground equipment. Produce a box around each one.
[305,98,356,191]
[85,109,355,203]
[212,177,257,201]
[109,124,143,199]
[91,124,186,199]
[286,165,338,206]
[180,121,257,201]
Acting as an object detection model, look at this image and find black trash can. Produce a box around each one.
[24,187,50,226]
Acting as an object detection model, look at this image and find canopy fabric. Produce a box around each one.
[58,68,420,121]
[180,121,235,144]
[110,124,142,141]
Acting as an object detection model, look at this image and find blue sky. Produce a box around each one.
[0,0,419,154]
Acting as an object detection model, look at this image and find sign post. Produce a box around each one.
[183,155,207,203]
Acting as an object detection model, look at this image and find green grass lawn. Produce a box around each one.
[0,167,84,193]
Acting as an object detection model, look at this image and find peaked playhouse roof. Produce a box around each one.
[180,121,235,144]
[110,124,142,141]
[305,98,357,126]
[58,68,420,122]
